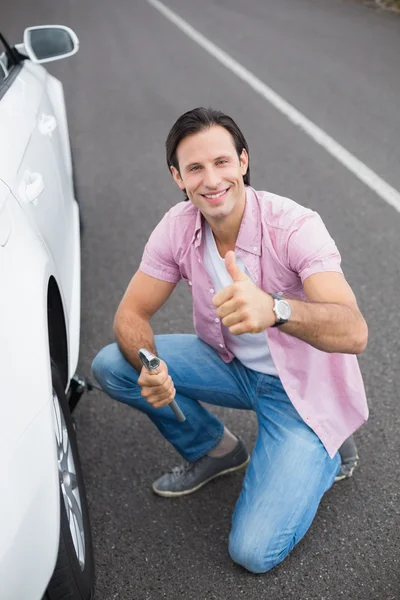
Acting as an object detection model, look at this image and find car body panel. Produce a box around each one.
[0,402,60,600]
[0,29,82,600]
[1,191,56,445]
[0,61,81,383]
[0,182,13,246]
[0,193,61,600]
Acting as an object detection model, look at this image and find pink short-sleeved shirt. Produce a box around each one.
[139,186,368,457]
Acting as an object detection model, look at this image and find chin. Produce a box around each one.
[209,206,232,220]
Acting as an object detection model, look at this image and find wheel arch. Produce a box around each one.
[47,276,69,389]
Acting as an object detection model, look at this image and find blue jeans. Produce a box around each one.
[92,334,340,573]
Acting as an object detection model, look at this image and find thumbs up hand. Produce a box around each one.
[212,251,275,335]
[224,250,248,283]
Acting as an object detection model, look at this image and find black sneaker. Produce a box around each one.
[335,435,359,482]
[152,438,250,497]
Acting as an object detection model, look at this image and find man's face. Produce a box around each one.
[170,125,249,222]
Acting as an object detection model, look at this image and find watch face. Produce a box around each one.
[277,300,291,321]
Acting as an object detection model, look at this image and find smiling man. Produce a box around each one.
[92,107,368,573]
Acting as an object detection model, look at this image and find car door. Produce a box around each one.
[15,63,70,282]
[0,46,71,295]
[0,179,12,249]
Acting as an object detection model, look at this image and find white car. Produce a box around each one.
[0,25,95,600]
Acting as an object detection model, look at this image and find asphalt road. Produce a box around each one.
[4,1,400,598]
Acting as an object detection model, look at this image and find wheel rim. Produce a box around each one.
[52,390,86,570]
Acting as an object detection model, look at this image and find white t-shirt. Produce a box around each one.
[204,223,278,377]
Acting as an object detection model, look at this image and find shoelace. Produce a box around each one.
[172,456,208,479]
[172,462,194,478]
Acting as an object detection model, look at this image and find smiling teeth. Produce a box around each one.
[204,189,227,199]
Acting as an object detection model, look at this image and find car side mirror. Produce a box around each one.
[23,25,79,64]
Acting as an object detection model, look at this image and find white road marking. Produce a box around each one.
[147,0,400,214]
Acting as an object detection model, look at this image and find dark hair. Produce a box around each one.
[165,107,250,201]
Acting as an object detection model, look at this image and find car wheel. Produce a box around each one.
[44,363,95,600]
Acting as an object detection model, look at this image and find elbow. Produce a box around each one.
[112,312,119,338]
[353,320,368,355]
[113,307,124,341]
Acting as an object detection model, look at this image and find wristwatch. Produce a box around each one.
[271,292,292,327]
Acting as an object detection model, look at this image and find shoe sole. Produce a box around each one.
[334,460,358,483]
[152,455,250,498]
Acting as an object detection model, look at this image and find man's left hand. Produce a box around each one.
[212,251,275,335]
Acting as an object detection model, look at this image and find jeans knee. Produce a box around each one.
[91,343,130,393]
[228,528,289,574]
[91,346,109,385]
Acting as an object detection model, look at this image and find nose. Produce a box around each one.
[203,166,221,189]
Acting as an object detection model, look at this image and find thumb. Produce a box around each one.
[225,251,247,282]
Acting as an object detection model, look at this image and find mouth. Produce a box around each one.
[201,187,230,205]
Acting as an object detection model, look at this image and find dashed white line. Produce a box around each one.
[147,0,400,214]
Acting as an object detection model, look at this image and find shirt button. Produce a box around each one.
[215,318,220,323]
[189,281,192,286]
[253,246,258,252]
[209,288,214,294]
[198,258,201,263]
[197,233,200,239]
[219,343,224,348]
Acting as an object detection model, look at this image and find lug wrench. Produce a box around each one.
[138,348,186,423]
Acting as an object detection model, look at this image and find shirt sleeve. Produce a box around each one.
[285,211,343,283]
[139,212,182,283]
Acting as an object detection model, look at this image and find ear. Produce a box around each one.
[170,165,185,190]
[239,149,249,177]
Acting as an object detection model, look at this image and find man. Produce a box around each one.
[92,107,368,573]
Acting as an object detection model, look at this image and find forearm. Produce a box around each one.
[113,311,157,372]
[279,299,368,354]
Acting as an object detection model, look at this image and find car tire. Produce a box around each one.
[44,363,95,600]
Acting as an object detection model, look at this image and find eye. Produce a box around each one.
[216,159,228,166]
[189,165,201,172]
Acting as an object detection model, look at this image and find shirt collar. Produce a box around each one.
[236,186,262,256]
[193,209,203,248]
[191,186,261,254]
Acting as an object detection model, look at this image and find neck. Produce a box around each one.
[208,214,243,258]
[210,221,239,255]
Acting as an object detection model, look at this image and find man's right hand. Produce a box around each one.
[138,359,176,409]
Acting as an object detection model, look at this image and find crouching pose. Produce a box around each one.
[92,107,368,573]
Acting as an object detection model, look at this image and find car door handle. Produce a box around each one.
[25,172,44,203]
